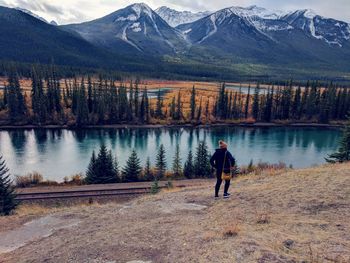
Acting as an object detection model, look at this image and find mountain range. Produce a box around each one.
[1,3,350,80]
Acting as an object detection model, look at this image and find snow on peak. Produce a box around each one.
[117,3,155,23]
[303,9,317,19]
[131,3,153,17]
[228,5,284,20]
[155,6,210,27]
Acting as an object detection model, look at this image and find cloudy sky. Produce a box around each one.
[0,0,349,25]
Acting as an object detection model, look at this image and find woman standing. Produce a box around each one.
[210,140,236,199]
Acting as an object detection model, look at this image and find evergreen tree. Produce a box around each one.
[143,157,154,181]
[196,96,203,121]
[76,78,89,126]
[7,70,27,120]
[170,96,176,120]
[326,119,350,163]
[263,88,273,122]
[205,99,210,121]
[194,141,212,177]
[175,92,182,121]
[183,150,194,179]
[85,145,118,184]
[0,155,17,216]
[252,83,260,120]
[87,76,93,113]
[123,150,142,182]
[31,67,47,123]
[216,83,228,119]
[190,85,196,120]
[172,144,182,177]
[156,144,167,179]
[292,86,301,119]
[244,84,251,119]
[134,81,139,120]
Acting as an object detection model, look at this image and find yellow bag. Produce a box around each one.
[221,151,232,181]
[221,172,232,181]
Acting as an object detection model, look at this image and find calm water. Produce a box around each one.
[0,127,341,181]
[226,85,267,95]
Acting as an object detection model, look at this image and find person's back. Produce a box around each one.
[210,140,235,199]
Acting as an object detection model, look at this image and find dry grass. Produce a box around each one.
[1,163,350,263]
[223,222,241,238]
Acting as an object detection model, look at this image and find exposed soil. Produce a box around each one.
[1,163,349,263]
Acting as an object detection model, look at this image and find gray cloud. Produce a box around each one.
[0,0,349,24]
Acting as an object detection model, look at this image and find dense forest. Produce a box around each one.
[0,65,350,126]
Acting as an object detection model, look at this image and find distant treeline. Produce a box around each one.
[0,65,349,126]
[1,60,350,84]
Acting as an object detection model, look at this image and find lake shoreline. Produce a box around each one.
[0,122,344,130]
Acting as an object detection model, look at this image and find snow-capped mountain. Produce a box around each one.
[2,3,350,76]
[176,6,292,45]
[175,5,350,67]
[64,3,187,55]
[281,9,350,47]
[155,6,211,27]
[177,5,350,47]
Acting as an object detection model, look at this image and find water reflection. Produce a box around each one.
[0,127,341,181]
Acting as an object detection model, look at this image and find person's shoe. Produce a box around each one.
[223,193,231,199]
[214,195,220,200]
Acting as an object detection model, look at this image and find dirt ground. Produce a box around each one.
[1,163,349,263]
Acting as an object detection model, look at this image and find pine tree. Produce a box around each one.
[87,75,93,113]
[7,70,27,120]
[195,96,202,121]
[175,92,182,121]
[190,85,196,120]
[85,145,118,184]
[86,151,97,183]
[183,150,194,179]
[292,86,301,119]
[134,81,139,120]
[170,96,176,120]
[263,88,273,122]
[326,119,350,163]
[172,144,182,177]
[123,150,142,182]
[156,144,167,179]
[216,83,227,119]
[76,78,89,126]
[252,83,260,120]
[31,67,47,124]
[0,155,17,216]
[194,141,212,178]
[143,157,154,181]
[244,84,251,119]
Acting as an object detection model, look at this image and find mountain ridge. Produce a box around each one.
[0,3,350,80]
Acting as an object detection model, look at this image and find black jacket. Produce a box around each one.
[210,148,235,174]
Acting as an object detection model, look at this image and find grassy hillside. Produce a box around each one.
[1,163,349,262]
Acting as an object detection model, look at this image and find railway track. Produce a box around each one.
[15,179,210,201]
[15,186,163,201]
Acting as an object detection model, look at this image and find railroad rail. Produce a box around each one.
[15,179,210,201]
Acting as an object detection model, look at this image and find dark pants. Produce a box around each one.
[215,173,230,197]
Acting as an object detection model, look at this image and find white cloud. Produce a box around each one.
[0,0,349,24]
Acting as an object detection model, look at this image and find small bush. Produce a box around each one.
[15,172,43,188]
[239,161,287,175]
[150,179,160,194]
[64,173,85,185]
